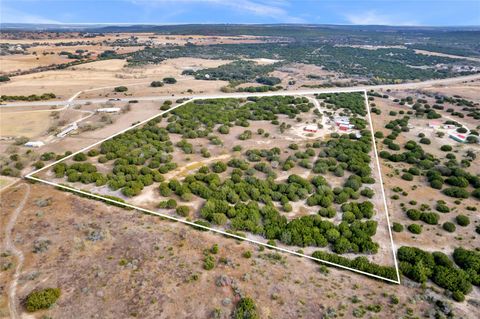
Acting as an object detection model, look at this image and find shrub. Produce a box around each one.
[456,215,470,227]
[159,199,177,209]
[440,145,452,152]
[443,187,469,198]
[114,86,128,92]
[436,203,450,213]
[360,188,375,198]
[408,224,422,234]
[210,244,219,254]
[430,179,443,190]
[406,209,421,221]
[473,188,480,199]
[176,205,190,217]
[401,173,413,181]
[24,288,61,312]
[233,297,259,319]
[420,212,439,225]
[374,131,384,138]
[211,161,227,173]
[203,255,215,270]
[163,77,177,84]
[73,152,87,161]
[33,161,45,169]
[419,138,431,145]
[242,251,252,258]
[442,222,456,233]
[452,291,465,302]
[150,81,164,87]
[392,223,403,232]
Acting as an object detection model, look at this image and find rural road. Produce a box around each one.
[3,183,31,319]
[1,72,479,108]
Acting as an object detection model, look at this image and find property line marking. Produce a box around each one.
[26,89,401,284]
[363,91,401,283]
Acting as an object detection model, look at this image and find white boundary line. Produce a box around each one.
[25,90,401,284]
[364,92,401,283]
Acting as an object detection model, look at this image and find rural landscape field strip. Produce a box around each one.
[26,89,401,283]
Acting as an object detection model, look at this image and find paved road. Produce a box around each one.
[2,73,479,108]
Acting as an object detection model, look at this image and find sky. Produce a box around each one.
[1,0,479,26]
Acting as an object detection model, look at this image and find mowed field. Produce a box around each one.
[0,58,231,100]
[0,110,52,138]
[0,53,75,73]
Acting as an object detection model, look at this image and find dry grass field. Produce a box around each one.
[0,54,75,74]
[1,182,475,319]
[0,110,53,138]
[0,57,232,99]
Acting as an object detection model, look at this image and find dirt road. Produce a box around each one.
[2,73,480,108]
[2,183,31,319]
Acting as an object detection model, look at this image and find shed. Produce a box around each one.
[24,141,45,148]
[304,125,318,133]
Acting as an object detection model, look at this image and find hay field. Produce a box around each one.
[0,57,231,99]
[0,54,74,73]
[0,111,52,138]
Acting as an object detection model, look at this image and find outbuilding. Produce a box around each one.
[449,133,467,143]
[97,107,121,113]
[24,141,45,148]
[304,125,318,133]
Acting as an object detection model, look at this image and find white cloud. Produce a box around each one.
[133,0,305,23]
[345,10,419,26]
[0,6,61,24]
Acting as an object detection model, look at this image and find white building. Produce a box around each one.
[334,116,350,126]
[57,123,78,138]
[24,141,45,148]
[304,125,318,133]
[97,107,121,113]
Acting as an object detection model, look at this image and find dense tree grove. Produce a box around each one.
[50,95,385,257]
[183,60,278,83]
[0,93,56,102]
[128,42,476,82]
[317,92,367,116]
[398,246,479,301]
[312,251,397,280]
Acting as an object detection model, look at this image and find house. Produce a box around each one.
[97,107,121,113]
[304,125,318,133]
[449,133,467,143]
[339,124,350,132]
[334,116,350,126]
[24,141,45,148]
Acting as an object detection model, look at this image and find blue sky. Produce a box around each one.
[1,0,479,26]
